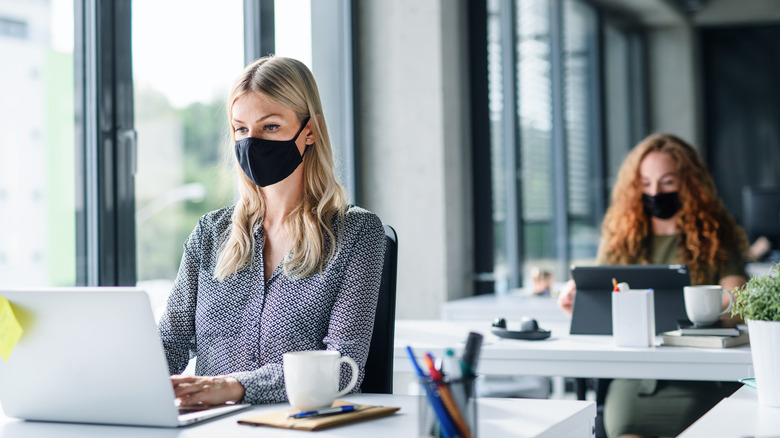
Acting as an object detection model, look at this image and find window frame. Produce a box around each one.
[75,0,135,286]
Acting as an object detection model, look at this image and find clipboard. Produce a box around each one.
[237,400,400,431]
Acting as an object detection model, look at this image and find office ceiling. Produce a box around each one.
[587,0,685,26]
[667,0,711,14]
[691,0,780,26]
[589,0,780,27]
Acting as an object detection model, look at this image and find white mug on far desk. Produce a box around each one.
[684,285,733,325]
[283,350,359,411]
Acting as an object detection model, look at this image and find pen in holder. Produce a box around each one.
[418,375,477,438]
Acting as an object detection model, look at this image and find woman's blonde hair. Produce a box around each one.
[214,56,347,280]
[599,133,748,284]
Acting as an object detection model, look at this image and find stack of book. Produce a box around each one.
[661,320,749,348]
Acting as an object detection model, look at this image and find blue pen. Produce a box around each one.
[287,405,357,419]
[406,346,457,438]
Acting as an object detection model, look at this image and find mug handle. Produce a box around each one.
[718,289,734,316]
[335,356,360,397]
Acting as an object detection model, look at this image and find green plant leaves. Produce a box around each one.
[732,262,780,321]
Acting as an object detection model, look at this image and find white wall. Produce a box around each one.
[646,24,701,147]
[356,0,473,319]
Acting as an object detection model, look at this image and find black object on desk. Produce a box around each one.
[491,317,551,340]
[569,264,691,335]
[676,319,740,336]
[462,331,483,376]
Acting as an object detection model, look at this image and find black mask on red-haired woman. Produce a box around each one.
[234,117,310,187]
[642,192,681,219]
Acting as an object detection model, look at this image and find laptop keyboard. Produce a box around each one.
[178,405,214,415]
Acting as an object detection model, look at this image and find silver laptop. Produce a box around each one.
[0,287,250,427]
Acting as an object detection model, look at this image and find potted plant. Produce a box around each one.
[731,261,780,407]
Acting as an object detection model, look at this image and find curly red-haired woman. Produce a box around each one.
[558,133,748,438]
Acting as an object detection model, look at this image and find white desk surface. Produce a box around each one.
[0,394,596,438]
[679,385,780,437]
[395,320,754,381]
[441,293,569,323]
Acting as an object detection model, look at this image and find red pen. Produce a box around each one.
[423,352,472,438]
[423,353,443,381]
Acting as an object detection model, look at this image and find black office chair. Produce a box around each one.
[574,377,611,438]
[361,224,398,394]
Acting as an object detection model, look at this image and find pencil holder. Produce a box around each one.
[418,375,477,438]
[611,288,655,347]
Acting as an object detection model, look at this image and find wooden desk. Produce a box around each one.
[679,385,780,437]
[0,394,596,438]
[395,320,754,381]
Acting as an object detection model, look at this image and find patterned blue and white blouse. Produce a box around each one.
[158,205,386,404]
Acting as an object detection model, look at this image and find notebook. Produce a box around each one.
[0,287,250,427]
[661,329,749,348]
[569,265,691,335]
[237,399,400,431]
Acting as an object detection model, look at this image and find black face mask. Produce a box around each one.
[642,192,681,219]
[234,117,310,187]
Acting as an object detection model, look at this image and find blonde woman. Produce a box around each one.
[158,56,385,406]
[558,133,748,438]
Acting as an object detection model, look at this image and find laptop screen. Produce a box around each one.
[0,288,188,427]
[569,264,691,335]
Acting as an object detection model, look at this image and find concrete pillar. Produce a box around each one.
[355,0,474,319]
[647,24,701,147]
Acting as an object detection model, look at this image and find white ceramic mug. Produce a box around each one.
[683,285,733,325]
[283,350,359,411]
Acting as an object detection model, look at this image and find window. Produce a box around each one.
[273,0,312,67]
[481,0,645,293]
[132,0,245,313]
[0,0,75,287]
[563,0,602,264]
[1,0,357,292]
[516,0,555,277]
[486,0,511,291]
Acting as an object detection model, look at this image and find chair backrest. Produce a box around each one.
[361,224,398,394]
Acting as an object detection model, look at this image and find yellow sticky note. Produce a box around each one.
[0,296,24,362]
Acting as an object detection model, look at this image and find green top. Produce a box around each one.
[648,234,679,265]
[599,233,747,284]
[650,233,747,284]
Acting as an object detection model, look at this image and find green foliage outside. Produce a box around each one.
[181,100,229,167]
[731,262,780,321]
[136,94,235,282]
